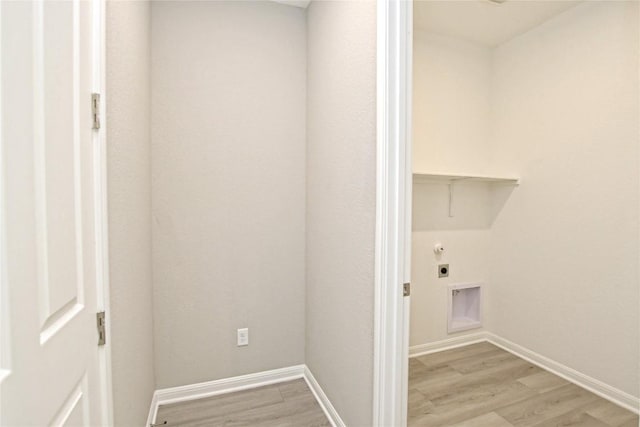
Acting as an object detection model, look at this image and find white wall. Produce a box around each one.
[412,0,639,398]
[106,2,156,425]
[305,1,377,425]
[151,1,306,388]
[488,1,639,397]
[411,182,493,345]
[412,31,492,175]
[411,32,494,346]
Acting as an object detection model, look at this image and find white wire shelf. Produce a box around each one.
[413,172,520,185]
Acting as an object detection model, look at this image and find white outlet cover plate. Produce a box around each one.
[237,328,249,346]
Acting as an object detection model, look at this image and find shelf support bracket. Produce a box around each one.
[448,182,454,217]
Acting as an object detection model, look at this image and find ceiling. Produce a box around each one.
[414,0,582,47]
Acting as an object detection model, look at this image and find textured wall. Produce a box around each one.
[151,1,306,388]
[106,1,156,425]
[411,1,639,399]
[488,1,639,396]
[412,31,492,175]
[305,1,377,425]
[411,32,494,346]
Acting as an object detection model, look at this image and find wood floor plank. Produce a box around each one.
[496,384,600,427]
[410,381,538,426]
[409,364,464,391]
[517,371,568,394]
[408,389,437,421]
[409,356,459,377]
[585,400,639,427]
[448,348,520,375]
[217,397,328,427]
[414,342,499,368]
[415,357,540,401]
[278,378,311,399]
[432,382,538,425]
[156,384,284,424]
[155,379,329,427]
[530,411,608,427]
[268,410,331,427]
[430,379,534,408]
[187,401,327,427]
[449,411,514,427]
[618,418,640,427]
[410,357,462,380]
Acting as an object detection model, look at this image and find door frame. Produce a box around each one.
[94,0,114,424]
[373,0,412,426]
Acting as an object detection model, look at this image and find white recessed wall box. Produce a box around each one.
[447,282,482,333]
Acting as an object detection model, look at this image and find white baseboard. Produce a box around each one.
[145,365,346,427]
[145,392,159,427]
[303,366,346,427]
[485,333,640,414]
[146,365,305,426]
[409,332,488,358]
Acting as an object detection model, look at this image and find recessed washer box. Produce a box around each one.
[447,282,482,333]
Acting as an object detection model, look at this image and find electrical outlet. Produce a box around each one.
[438,264,449,278]
[237,328,249,346]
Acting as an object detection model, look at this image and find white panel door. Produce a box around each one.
[1,0,108,425]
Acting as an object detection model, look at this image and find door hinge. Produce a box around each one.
[91,93,101,130]
[403,282,410,297]
[96,311,106,346]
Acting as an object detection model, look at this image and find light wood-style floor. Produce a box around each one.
[409,342,639,427]
[155,379,330,427]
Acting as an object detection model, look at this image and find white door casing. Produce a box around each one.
[373,0,412,426]
[1,0,111,425]
[401,2,413,425]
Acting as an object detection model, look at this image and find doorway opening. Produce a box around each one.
[403,1,640,425]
